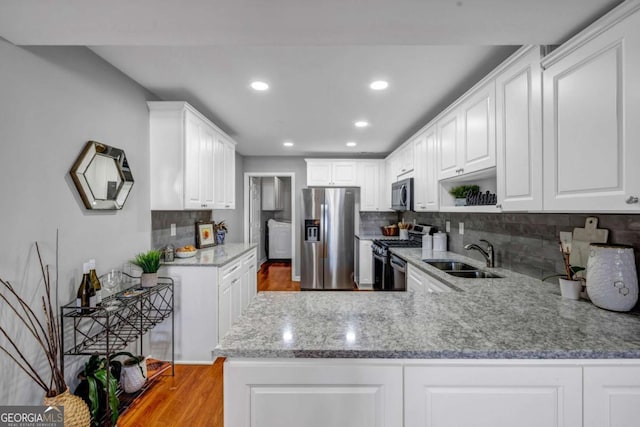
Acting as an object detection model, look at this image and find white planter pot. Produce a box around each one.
[558,278,582,300]
[586,244,638,312]
[140,272,158,288]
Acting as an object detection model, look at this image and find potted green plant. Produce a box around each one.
[130,249,162,287]
[448,185,479,206]
[543,243,585,299]
[213,220,228,245]
[74,354,121,426]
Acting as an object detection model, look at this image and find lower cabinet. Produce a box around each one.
[225,359,640,427]
[584,366,640,427]
[224,360,403,427]
[405,364,582,427]
[158,247,258,364]
[407,264,452,293]
[356,238,374,286]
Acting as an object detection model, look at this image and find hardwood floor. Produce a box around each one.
[118,260,295,427]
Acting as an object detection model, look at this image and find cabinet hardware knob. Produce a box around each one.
[495,204,502,208]
[626,196,639,204]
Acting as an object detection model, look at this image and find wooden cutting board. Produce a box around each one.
[570,217,608,268]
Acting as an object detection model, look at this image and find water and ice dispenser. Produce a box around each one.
[304,219,320,242]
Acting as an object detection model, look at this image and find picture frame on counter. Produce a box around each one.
[195,221,215,248]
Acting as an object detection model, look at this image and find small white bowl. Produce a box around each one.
[175,250,197,258]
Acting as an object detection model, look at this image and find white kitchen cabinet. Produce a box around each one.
[159,265,218,364]
[406,264,451,293]
[261,177,284,211]
[542,5,640,211]
[356,238,373,286]
[496,46,543,212]
[305,159,356,186]
[413,127,439,212]
[241,249,258,312]
[212,134,236,209]
[584,365,640,427]
[405,365,582,427]
[218,258,243,340]
[437,81,496,180]
[357,161,386,211]
[225,360,403,427]
[397,140,415,175]
[149,101,236,210]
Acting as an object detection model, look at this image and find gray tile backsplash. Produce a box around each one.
[359,212,401,235]
[400,211,640,282]
[151,210,212,249]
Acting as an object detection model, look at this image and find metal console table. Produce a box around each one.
[60,274,174,425]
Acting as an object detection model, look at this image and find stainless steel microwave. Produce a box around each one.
[391,178,413,211]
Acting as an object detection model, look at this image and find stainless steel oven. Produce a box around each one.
[390,254,407,291]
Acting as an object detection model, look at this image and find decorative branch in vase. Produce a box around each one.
[543,241,585,300]
[0,242,90,426]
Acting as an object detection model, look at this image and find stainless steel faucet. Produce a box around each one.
[464,239,494,268]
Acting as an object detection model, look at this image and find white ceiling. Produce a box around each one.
[0,0,624,156]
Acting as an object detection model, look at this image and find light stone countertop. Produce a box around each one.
[214,248,640,359]
[161,243,257,267]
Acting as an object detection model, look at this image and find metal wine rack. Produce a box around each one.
[60,274,174,359]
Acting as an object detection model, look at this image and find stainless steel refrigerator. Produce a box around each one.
[301,187,358,290]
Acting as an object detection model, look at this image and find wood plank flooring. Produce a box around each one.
[118,261,294,427]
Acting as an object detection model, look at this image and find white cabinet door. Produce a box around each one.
[160,266,218,364]
[219,259,242,339]
[306,160,333,186]
[413,133,428,211]
[398,141,415,175]
[331,161,357,185]
[230,276,242,324]
[424,128,440,211]
[218,280,232,340]
[405,365,582,427]
[242,249,258,304]
[213,135,236,209]
[357,239,373,286]
[542,9,640,211]
[406,264,451,293]
[584,366,640,427]
[437,110,460,180]
[460,80,496,175]
[225,360,403,427]
[496,47,542,211]
[357,161,380,211]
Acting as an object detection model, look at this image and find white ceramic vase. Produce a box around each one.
[586,244,638,312]
[558,278,582,300]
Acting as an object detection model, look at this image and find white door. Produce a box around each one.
[460,80,496,175]
[424,127,439,211]
[357,161,380,211]
[584,366,640,427]
[331,162,357,186]
[437,111,460,180]
[183,112,205,209]
[413,133,428,211]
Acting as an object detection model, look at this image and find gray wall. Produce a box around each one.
[243,156,307,278]
[0,41,156,404]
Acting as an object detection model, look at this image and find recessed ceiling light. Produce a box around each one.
[346,141,357,147]
[370,80,388,90]
[250,81,269,91]
[354,121,369,128]
[283,141,294,147]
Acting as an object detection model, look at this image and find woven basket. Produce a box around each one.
[43,388,91,427]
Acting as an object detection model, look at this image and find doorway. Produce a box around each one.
[243,172,296,282]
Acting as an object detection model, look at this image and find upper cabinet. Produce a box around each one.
[213,133,236,209]
[356,160,390,212]
[496,46,543,211]
[413,128,439,212]
[437,80,496,180]
[149,101,236,210]
[542,4,640,212]
[306,160,357,186]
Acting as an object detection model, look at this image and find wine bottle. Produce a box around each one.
[76,262,96,314]
[89,259,102,305]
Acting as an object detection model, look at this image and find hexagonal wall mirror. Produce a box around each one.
[70,141,134,210]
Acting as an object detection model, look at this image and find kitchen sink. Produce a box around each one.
[425,261,477,271]
[447,271,503,279]
[423,259,503,279]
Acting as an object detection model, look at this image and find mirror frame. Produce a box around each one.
[70,141,134,210]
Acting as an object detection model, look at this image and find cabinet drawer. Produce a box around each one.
[221,259,242,283]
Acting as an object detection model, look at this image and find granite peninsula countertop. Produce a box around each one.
[161,243,257,267]
[214,249,640,359]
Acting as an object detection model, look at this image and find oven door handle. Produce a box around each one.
[390,256,406,273]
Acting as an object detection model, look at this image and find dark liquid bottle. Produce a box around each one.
[89,259,102,306]
[76,262,96,314]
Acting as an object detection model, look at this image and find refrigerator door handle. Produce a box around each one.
[322,203,328,258]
